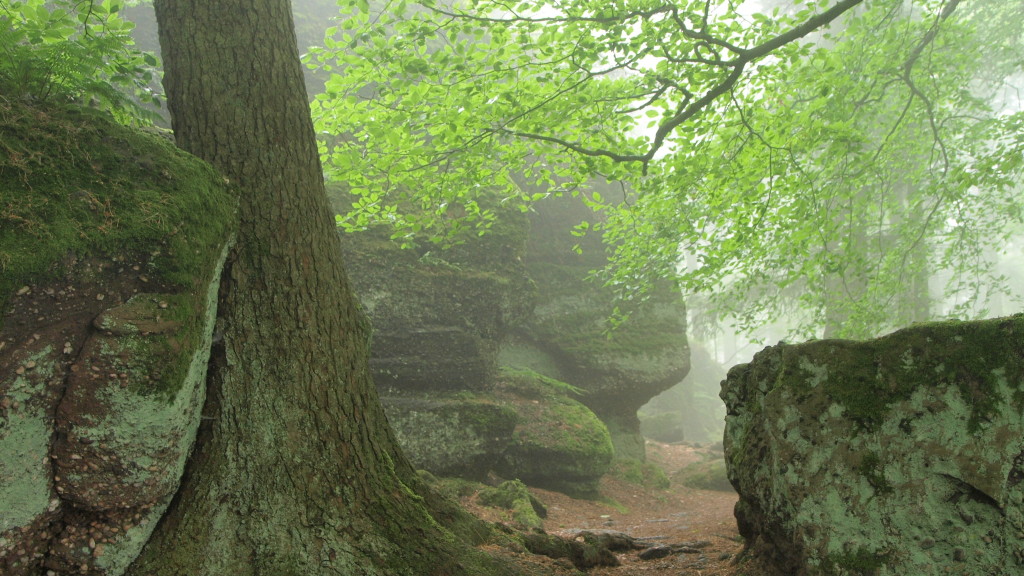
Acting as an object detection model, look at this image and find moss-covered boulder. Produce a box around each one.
[478,479,547,531]
[493,367,614,497]
[722,316,1024,576]
[0,102,235,575]
[382,393,518,479]
[509,193,690,460]
[335,200,534,391]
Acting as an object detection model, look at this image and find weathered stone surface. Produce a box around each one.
[511,193,690,460]
[336,206,534,392]
[332,189,686,483]
[1,102,236,576]
[722,316,1024,575]
[382,393,517,479]
[382,366,614,495]
[0,248,229,576]
[494,367,614,497]
[55,293,209,511]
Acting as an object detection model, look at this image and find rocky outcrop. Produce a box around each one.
[382,393,518,479]
[381,367,614,495]
[508,193,690,460]
[493,367,614,497]
[334,195,618,493]
[335,190,688,481]
[0,102,235,575]
[336,205,534,392]
[722,316,1024,575]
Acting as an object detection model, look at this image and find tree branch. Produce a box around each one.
[501,0,867,172]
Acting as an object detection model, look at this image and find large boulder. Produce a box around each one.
[335,201,534,392]
[508,193,690,460]
[381,392,518,479]
[0,103,235,575]
[493,367,614,497]
[722,316,1024,575]
[381,366,614,497]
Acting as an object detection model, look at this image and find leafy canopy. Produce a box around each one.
[308,0,1024,338]
[0,0,160,124]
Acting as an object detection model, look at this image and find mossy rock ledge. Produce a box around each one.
[722,315,1024,576]
[334,197,534,392]
[0,102,235,575]
[493,367,614,497]
[506,193,691,460]
[381,368,614,497]
[381,393,518,479]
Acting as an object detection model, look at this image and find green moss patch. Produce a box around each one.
[823,547,891,575]
[494,366,613,497]
[0,100,236,320]
[478,479,546,531]
[784,315,1024,432]
[674,458,733,492]
[383,394,518,478]
[608,458,670,490]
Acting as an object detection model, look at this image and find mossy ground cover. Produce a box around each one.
[607,458,670,490]
[0,100,236,326]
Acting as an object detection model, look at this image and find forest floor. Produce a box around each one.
[462,440,774,576]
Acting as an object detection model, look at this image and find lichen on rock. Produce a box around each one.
[722,315,1024,575]
[0,100,236,575]
[382,393,518,479]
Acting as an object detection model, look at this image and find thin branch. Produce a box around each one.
[900,0,962,175]
[505,0,866,172]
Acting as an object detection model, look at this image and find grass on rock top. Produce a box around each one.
[0,100,236,319]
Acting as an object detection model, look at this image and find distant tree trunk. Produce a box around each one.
[128,1,505,574]
[892,181,931,326]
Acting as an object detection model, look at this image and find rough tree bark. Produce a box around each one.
[127,1,513,574]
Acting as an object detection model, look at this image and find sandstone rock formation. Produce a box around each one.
[334,189,688,484]
[334,197,619,491]
[335,198,534,392]
[0,102,235,575]
[492,367,614,497]
[722,316,1024,575]
[507,193,690,460]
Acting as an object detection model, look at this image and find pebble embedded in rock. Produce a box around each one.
[638,545,673,560]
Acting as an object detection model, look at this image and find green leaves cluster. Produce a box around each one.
[0,0,160,124]
[308,0,795,244]
[599,0,1024,339]
[309,0,1024,338]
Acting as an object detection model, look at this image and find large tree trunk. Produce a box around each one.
[128,1,509,574]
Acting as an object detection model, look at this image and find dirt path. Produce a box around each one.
[467,441,762,576]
